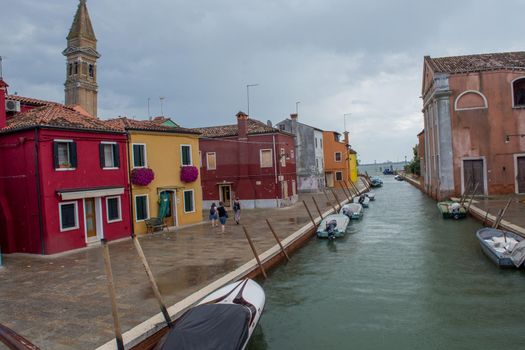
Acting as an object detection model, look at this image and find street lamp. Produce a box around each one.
[246,84,259,116]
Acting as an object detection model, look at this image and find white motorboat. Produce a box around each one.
[340,203,363,220]
[316,214,350,239]
[353,195,370,208]
[365,192,375,201]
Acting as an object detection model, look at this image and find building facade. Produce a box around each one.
[422,52,525,199]
[323,131,349,188]
[276,113,325,192]
[196,112,297,209]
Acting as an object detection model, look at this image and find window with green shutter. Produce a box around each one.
[183,190,194,213]
[135,195,149,221]
[181,145,192,166]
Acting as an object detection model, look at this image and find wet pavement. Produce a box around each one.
[0,187,359,350]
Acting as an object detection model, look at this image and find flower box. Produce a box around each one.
[180,165,198,183]
[131,168,155,186]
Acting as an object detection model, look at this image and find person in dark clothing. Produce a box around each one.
[209,203,218,227]
[217,201,228,233]
[233,198,241,224]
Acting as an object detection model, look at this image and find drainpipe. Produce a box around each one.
[125,133,135,236]
[273,135,278,207]
[34,128,45,255]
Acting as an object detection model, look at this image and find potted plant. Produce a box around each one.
[180,165,198,183]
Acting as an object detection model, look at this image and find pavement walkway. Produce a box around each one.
[0,187,359,350]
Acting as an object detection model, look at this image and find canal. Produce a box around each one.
[248,177,525,350]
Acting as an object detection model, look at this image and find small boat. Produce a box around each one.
[370,176,383,187]
[157,278,265,350]
[353,195,370,208]
[394,175,404,181]
[437,201,467,219]
[476,228,525,268]
[383,168,394,175]
[365,191,375,201]
[340,203,363,220]
[316,214,350,239]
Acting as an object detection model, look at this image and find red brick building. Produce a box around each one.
[195,112,297,209]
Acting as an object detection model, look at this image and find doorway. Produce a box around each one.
[159,190,177,227]
[84,198,98,243]
[462,159,485,195]
[516,155,525,194]
[281,181,288,199]
[326,172,334,188]
[219,185,231,207]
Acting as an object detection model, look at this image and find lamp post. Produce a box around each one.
[295,101,301,115]
[343,113,351,132]
[246,84,259,116]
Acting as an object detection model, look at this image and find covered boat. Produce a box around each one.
[476,228,525,268]
[316,214,350,239]
[394,175,404,181]
[365,191,375,201]
[353,195,370,208]
[370,176,383,187]
[340,203,363,220]
[157,279,265,350]
[437,201,467,219]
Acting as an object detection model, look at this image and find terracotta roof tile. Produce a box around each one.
[1,104,123,134]
[193,118,281,138]
[426,51,525,74]
[7,94,59,107]
[105,117,200,135]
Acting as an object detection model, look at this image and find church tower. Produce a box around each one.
[62,0,100,117]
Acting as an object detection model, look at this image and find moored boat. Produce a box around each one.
[394,174,404,181]
[157,278,265,350]
[370,176,383,187]
[365,191,375,201]
[353,195,370,208]
[476,228,525,268]
[340,203,363,220]
[437,201,467,219]
[316,214,350,239]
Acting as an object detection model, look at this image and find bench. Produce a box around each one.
[145,217,168,234]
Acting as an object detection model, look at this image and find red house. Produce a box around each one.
[0,82,131,254]
[195,112,297,209]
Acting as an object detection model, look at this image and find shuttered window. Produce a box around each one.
[181,145,192,166]
[135,195,149,221]
[184,190,194,213]
[59,202,78,231]
[100,143,120,168]
[260,149,273,168]
[106,197,121,223]
[336,171,343,181]
[206,152,216,170]
[132,144,146,168]
[54,140,77,169]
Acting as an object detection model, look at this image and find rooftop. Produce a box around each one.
[425,51,525,74]
[7,94,59,107]
[193,118,283,138]
[105,117,199,135]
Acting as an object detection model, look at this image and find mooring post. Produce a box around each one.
[265,219,291,262]
[465,183,479,214]
[101,239,125,350]
[302,200,317,227]
[131,234,173,327]
[323,190,337,212]
[344,180,355,197]
[330,188,342,211]
[312,196,324,220]
[242,226,268,279]
[339,181,351,201]
[492,198,513,230]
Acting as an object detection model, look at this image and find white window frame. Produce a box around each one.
[511,76,525,108]
[206,152,217,170]
[260,148,273,168]
[106,196,122,223]
[59,201,79,232]
[280,148,286,167]
[454,90,488,111]
[101,141,118,170]
[335,171,343,181]
[54,139,76,171]
[199,151,202,167]
[181,144,193,166]
[291,150,295,159]
[132,143,147,169]
[513,153,525,194]
[183,189,195,213]
[134,194,150,222]
[334,151,342,162]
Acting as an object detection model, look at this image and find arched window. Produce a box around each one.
[454,90,488,111]
[512,77,525,108]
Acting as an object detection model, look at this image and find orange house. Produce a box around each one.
[323,131,348,188]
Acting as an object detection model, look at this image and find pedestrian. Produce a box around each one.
[209,203,218,227]
[217,201,228,233]
[233,198,241,224]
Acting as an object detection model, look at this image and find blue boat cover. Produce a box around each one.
[159,303,251,350]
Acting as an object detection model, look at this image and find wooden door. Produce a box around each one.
[161,191,175,227]
[517,156,525,193]
[326,172,334,188]
[220,186,231,207]
[463,159,484,194]
[85,198,97,241]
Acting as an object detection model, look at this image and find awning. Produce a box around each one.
[57,186,125,200]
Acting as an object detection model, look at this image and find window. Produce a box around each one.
[106,197,122,223]
[132,144,147,168]
[74,61,78,74]
[54,140,77,169]
[320,141,323,149]
[59,201,78,231]
[184,190,195,213]
[100,142,120,169]
[512,77,525,107]
[280,148,286,167]
[68,63,73,76]
[181,145,192,166]
[335,152,342,162]
[291,150,295,159]
[279,124,285,131]
[88,64,94,78]
[135,195,149,221]
[260,149,273,168]
[315,138,318,148]
[316,158,319,168]
[336,171,343,181]
[206,152,217,170]
[292,180,296,196]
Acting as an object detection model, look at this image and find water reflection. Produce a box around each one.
[246,325,268,350]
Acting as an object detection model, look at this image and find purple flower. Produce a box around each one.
[180,165,199,183]
[131,168,155,186]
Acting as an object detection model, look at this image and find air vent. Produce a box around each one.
[5,100,21,112]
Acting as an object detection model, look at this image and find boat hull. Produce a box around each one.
[316,214,350,239]
[340,203,363,220]
[476,228,524,268]
[437,201,467,220]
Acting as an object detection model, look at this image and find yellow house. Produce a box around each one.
[348,148,358,183]
[107,118,203,234]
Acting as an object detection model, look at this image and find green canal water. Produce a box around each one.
[247,177,525,350]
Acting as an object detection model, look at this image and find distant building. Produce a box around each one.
[322,131,349,188]
[421,52,525,199]
[417,129,425,180]
[195,112,297,209]
[276,114,325,192]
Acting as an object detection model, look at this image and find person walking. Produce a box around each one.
[233,198,241,224]
[217,201,228,233]
[209,203,218,227]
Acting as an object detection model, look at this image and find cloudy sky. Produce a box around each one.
[1,0,524,163]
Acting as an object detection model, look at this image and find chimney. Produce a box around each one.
[290,113,298,121]
[236,111,248,140]
[0,79,8,129]
[343,131,349,145]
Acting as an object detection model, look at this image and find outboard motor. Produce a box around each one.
[358,195,365,204]
[449,202,461,219]
[326,219,338,239]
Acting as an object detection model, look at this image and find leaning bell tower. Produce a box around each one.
[62,0,100,117]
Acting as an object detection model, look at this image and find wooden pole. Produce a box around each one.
[323,190,337,212]
[131,234,173,327]
[351,180,362,195]
[101,239,125,350]
[0,323,41,350]
[330,187,342,210]
[492,198,513,230]
[302,200,317,226]
[242,226,268,279]
[482,209,490,226]
[465,183,479,213]
[312,196,324,220]
[343,180,354,199]
[265,219,291,262]
[339,181,351,201]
